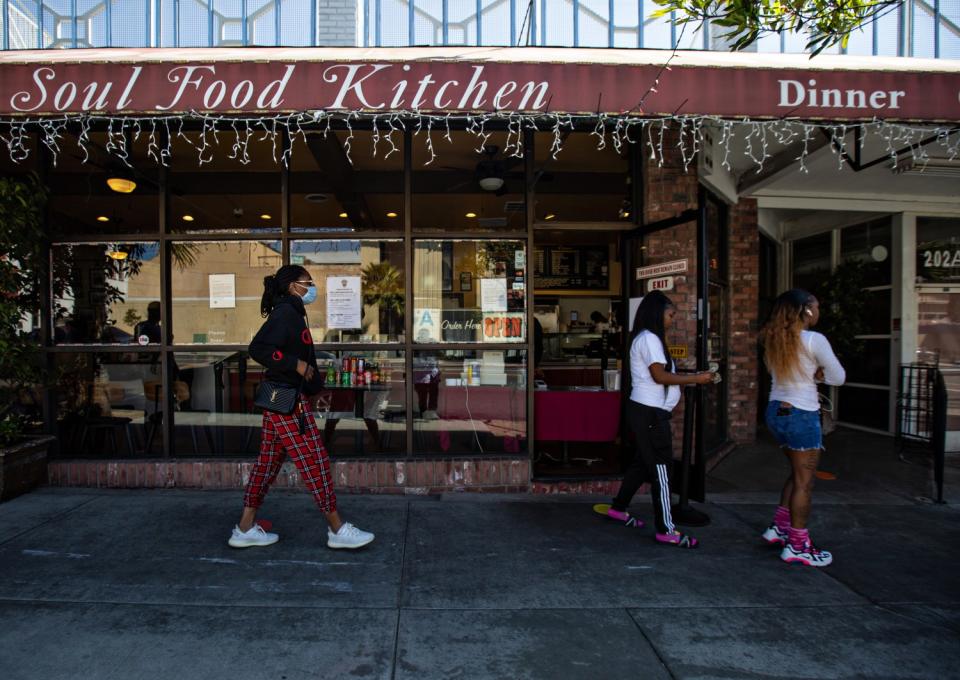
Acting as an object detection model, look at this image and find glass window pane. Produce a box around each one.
[413,131,524,232]
[918,291,960,366]
[844,338,890,386]
[312,350,406,455]
[837,385,890,431]
[171,241,281,345]
[864,289,892,336]
[291,130,404,234]
[413,349,527,455]
[52,242,161,345]
[52,351,161,458]
[916,217,960,284]
[706,195,727,283]
[169,131,280,233]
[171,351,258,457]
[533,131,630,224]
[414,239,527,343]
[840,217,892,287]
[48,132,159,236]
[792,232,832,296]
[293,240,405,343]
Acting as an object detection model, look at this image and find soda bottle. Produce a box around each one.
[334,369,341,386]
[326,362,335,385]
[357,357,365,374]
[364,369,372,386]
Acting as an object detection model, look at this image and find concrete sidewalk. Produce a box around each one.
[1,430,958,679]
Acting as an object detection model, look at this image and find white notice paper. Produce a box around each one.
[326,276,362,329]
[480,278,508,312]
[209,274,236,309]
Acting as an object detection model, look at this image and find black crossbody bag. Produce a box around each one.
[254,379,302,415]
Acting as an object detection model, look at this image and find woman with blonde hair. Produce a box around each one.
[760,289,844,567]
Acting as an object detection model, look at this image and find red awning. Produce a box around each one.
[0,46,957,121]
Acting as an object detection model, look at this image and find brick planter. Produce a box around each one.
[0,435,55,502]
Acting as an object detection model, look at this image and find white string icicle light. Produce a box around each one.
[0,112,957,177]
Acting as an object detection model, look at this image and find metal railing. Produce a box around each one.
[1,0,957,57]
[896,362,950,503]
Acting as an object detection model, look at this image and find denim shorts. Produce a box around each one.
[765,400,823,451]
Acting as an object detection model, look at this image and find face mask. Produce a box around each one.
[300,284,318,305]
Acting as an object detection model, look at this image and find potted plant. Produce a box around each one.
[816,258,869,363]
[0,174,55,502]
[361,262,404,340]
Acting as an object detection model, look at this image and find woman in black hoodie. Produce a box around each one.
[228,265,375,550]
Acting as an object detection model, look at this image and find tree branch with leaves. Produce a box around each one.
[653,0,903,55]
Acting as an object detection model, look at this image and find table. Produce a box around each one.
[314,384,391,419]
[534,388,621,463]
[313,385,392,452]
[175,351,239,453]
[438,386,525,422]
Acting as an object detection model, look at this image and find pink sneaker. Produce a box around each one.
[655,532,699,548]
[606,508,645,528]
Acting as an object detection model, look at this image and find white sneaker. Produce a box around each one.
[780,542,833,567]
[327,522,375,550]
[228,524,279,548]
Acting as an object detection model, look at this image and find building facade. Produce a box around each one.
[2,6,959,491]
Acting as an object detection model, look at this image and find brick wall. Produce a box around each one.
[316,0,357,47]
[643,132,701,448]
[728,199,760,444]
[642,131,759,448]
[46,457,530,493]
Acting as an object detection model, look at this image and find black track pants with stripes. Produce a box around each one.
[612,400,676,534]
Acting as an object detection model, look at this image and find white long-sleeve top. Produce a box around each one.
[768,330,846,412]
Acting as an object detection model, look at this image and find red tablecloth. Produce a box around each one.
[534,390,621,442]
[438,386,525,421]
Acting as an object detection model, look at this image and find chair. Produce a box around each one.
[143,380,214,455]
[77,383,136,456]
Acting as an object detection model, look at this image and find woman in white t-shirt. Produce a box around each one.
[760,289,845,568]
[606,291,715,548]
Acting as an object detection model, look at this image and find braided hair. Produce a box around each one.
[260,264,309,317]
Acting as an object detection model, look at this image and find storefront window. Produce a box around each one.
[170,351,256,457]
[292,239,405,343]
[916,217,960,285]
[844,338,891,384]
[169,131,281,233]
[837,385,890,431]
[413,131,524,232]
[707,195,728,282]
[47,132,159,236]
[792,232,831,295]
[533,132,630,223]
[290,130,404,233]
[412,349,527,455]
[170,241,281,345]
[51,351,162,458]
[841,217,892,287]
[918,291,960,366]
[52,242,161,345]
[311,350,406,455]
[413,239,527,343]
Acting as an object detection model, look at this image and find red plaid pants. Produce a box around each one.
[243,397,337,513]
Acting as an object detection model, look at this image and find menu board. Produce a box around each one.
[534,246,609,290]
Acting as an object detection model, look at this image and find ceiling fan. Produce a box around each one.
[444,145,523,196]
